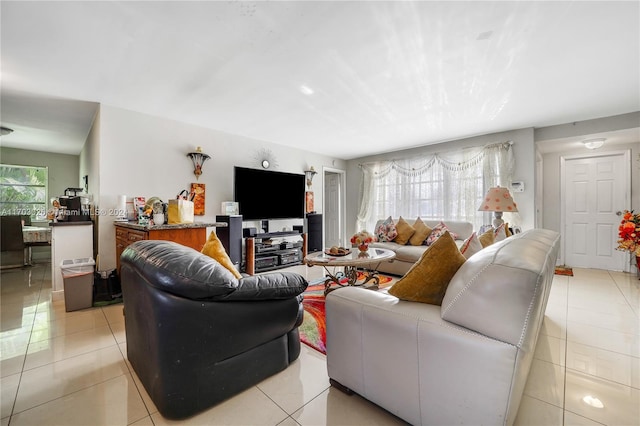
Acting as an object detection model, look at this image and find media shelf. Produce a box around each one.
[254,231,303,239]
[245,233,308,275]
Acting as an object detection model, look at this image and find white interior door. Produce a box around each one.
[324,169,344,248]
[562,151,630,271]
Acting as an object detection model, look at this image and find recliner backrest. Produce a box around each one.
[121,240,239,300]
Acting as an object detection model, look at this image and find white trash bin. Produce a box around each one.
[61,257,96,312]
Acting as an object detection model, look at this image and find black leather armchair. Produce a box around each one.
[120,240,308,420]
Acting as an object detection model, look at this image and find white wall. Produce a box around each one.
[345,128,536,234]
[91,104,347,271]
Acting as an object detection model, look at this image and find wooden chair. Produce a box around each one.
[1,215,26,268]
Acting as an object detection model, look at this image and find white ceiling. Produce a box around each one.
[1,1,638,159]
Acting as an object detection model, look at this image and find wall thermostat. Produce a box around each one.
[510,181,524,192]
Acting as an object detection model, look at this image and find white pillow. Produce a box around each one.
[459,232,483,259]
[494,224,507,242]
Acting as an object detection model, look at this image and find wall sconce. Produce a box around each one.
[186,147,211,180]
[304,166,317,189]
[582,138,606,150]
[478,186,518,228]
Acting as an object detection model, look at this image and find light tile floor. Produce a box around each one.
[1,263,638,425]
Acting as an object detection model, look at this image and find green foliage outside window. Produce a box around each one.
[0,164,48,220]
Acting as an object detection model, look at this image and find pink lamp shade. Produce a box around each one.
[478,186,518,227]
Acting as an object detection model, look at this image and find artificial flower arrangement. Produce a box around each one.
[617,210,640,256]
[351,230,376,252]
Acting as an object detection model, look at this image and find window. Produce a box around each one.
[0,164,48,221]
[356,142,514,232]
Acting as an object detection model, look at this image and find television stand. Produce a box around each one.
[245,233,307,275]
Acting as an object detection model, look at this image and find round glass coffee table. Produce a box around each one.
[305,248,396,295]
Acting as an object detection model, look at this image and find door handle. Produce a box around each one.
[616,211,623,216]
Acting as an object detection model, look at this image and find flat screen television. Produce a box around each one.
[234,166,306,221]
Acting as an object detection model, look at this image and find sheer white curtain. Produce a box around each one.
[356,142,515,232]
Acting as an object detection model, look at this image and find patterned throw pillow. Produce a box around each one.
[459,232,483,259]
[409,217,433,246]
[388,231,466,305]
[424,222,458,245]
[375,216,398,242]
[393,217,416,245]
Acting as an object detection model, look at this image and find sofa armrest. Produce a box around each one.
[222,272,308,301]
[441,229,560,349]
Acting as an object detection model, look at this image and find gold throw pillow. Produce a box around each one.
[409,217,433,246]
[393,216,416,245]
[478,229,495,248]
[388,231,466,305]
[201,231,243,279]
[504,222,513,237]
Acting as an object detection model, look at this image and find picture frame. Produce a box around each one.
[190,183,205,215]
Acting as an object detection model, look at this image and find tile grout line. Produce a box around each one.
[562,274,570,425]
[7,264,48,423]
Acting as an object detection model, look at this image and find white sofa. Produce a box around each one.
[326,229,560,426]
[369,219,474,276]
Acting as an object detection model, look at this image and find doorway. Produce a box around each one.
[323,168,346,248]
[560,150,631,271]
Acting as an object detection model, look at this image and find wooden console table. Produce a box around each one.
[114,221,226,273]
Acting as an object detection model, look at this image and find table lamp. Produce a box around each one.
[478,186,518,228]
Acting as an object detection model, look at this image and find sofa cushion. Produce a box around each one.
[369,241,402,252]
[202,231,243,279]
[459,232,483,259]
[394,244,432,263]
[388,231,466,305]
[409,217,432,246]
[393,217,415,245]
[375,216,398,242]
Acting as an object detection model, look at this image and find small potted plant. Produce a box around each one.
[351,230,375,253]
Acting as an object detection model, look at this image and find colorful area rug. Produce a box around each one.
[554,266,574,276]
[299,272,395,354]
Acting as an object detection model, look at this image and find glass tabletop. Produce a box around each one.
[305,247,395,266]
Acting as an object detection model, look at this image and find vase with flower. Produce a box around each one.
[616,210,640,277]
[351,230,375,254]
